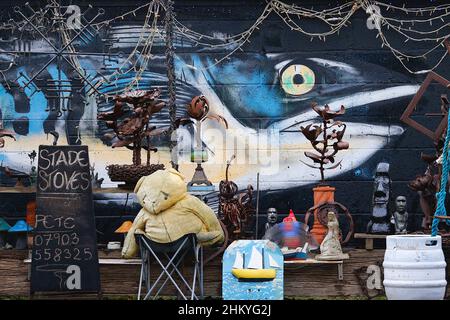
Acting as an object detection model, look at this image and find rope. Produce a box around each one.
[432,112,450,236]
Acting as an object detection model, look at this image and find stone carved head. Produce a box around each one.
[266,208,278,224]
[395,196,407,213]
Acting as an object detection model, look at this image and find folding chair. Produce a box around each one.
[136,233,204,300]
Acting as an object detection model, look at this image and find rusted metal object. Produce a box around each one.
[300,102,349,181]
[304,200,354,245]
[187,95,209,120]
[97,88,168,188]
[187,95,227,127]
[186,95,227,190]
[400,72,450,141]
[409,159,441,231]
[405,88,449,231]
[218,157,254,240]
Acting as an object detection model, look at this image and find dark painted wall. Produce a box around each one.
[0,0,449,244]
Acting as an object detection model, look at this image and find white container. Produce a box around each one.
[383,235,447,300]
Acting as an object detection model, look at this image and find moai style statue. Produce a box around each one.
[367,162,392,234]
[390,196,408,234]
[264,208,278,236]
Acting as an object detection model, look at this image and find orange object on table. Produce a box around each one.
[310,185,335,244]
[115,221,133,233]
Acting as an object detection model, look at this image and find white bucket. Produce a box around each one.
[383,235,447,300]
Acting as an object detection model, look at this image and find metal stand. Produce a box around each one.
[188,164,213,188]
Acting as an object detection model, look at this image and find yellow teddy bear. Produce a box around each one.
[122,168,224,258]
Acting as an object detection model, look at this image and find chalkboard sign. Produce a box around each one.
[31,145,101,294]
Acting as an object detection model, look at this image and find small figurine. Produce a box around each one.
[367,162,392,233]
[390,196,408,234]
[316,212,349,261]
[265,208,278,233]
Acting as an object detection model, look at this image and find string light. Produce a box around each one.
[1,0,450,93]
[170,0,450,74]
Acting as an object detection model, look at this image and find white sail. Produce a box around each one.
[233,251,244,269]
[268,254,281,269]
[247,247,263,269]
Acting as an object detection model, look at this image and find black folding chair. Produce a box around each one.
[136,233,204,300]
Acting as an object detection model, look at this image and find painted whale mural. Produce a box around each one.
[0,21,427,193]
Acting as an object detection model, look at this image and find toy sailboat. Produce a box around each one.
[231,247,280,282]
[282,243,309,260]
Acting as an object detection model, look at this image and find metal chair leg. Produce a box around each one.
[199,245,204,299]
[137,260,144,300]
[152,252,188,299]
[137,235,205,301]
[143,239,190,300]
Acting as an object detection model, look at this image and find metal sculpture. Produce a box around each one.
[219,156,255,240]
[300,102,349,181]
[97,88,167,188]
[409,152,441,231]
[403,90,449,232]
[186,95,227,191]
[400,72,450,141]
[300,102,351,244]
[367,162,392,234]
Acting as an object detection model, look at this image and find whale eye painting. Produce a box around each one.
[0,0,449,305]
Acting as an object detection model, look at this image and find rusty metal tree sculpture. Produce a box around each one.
[97,88,167,188]
[300,102,349,182]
